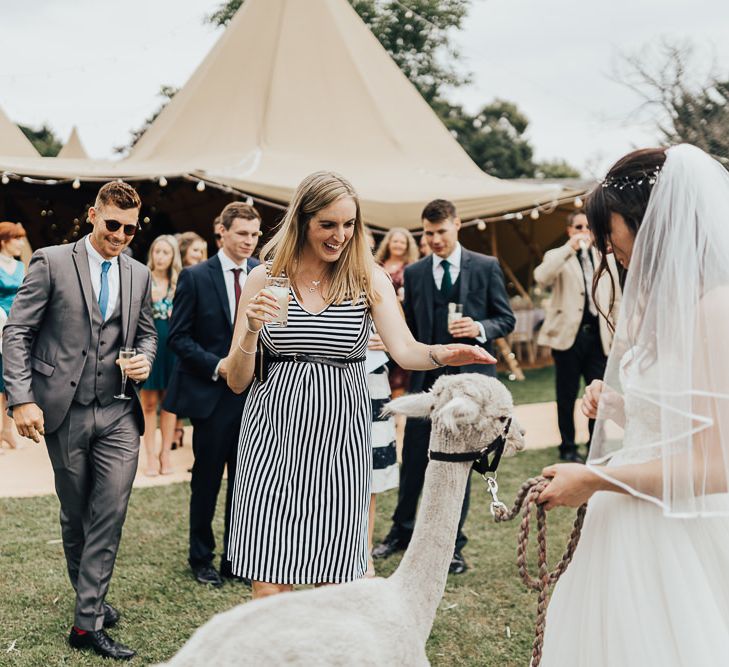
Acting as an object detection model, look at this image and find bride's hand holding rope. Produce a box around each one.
[539,463,604,510]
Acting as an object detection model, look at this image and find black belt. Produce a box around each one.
[266,353,365,370]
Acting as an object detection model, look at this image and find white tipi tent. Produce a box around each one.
[57,126,89,159]
[126,0,562,228]
[0,104,39,158]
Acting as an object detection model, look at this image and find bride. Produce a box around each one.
[538,144,729,665]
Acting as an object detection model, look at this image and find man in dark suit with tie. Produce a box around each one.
[3,181,157,660]
[373,199,515,574]
[164,202,261,587]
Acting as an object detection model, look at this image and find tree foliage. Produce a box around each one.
[19,124,62,157]
[433,99,537,178]
[534,159,581,179]
[616,39,729,165]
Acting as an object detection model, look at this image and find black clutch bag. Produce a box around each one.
[254,340,268,383]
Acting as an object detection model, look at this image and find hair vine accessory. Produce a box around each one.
[600,165,663,191]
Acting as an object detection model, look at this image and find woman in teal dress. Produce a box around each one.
[0,222,27,451]
[141,235,181,475]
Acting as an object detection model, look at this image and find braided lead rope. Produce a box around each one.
[491,476,587,667]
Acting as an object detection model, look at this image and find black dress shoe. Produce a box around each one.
[449,551,468,575]
[192,564,223,587]
[220,561,251,585]
[68,628,136,660]
[103,602,120,628]
[559,449,585,463]
[372,533,409,560]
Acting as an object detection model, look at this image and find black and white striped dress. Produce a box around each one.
[228,290,372,584]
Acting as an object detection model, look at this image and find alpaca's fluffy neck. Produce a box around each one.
[391,427,472,642]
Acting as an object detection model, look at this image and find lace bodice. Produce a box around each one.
[613,348,662,463]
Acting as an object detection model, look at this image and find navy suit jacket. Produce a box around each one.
[402,248,515,392]
[163,254,259,420]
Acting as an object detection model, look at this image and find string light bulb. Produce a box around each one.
[72,178,81,190]
[476,220,486,231]
[196,180,205,192]
[143,216,150,224]
[246,196,254,206]
[515,211,523,220]
[574,196,583,208]
[1,173,9,185]
[158,176,168,187]
[530,209,540,220]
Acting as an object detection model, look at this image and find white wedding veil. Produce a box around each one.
[587,144,729,517]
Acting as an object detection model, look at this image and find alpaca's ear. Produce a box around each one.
[437,396,479,430]
[383,392,435,418]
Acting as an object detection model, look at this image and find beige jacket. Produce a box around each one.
[533,243,620,355]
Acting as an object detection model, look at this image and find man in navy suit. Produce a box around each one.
[373,199,515,574]
[164,202,261,586]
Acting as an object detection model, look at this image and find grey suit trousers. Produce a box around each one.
[44,399,139,631]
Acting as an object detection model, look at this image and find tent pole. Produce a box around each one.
[488,223,525,380]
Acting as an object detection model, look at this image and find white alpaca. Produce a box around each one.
[158,374,525,667]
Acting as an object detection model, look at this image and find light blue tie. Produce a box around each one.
[99,261,111,319]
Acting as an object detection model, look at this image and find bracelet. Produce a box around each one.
[428,347,445,368]
[246,320,261,335]
[237,336,257,356]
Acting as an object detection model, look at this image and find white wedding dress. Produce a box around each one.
[540,351,729,666]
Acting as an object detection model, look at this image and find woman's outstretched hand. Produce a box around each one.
[434,344,496,367]
[539,463,601,510]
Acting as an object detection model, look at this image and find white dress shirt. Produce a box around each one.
[431,243,486,343]
[431,243,462,290]
[213,249,251,380]
[85,235,120,322]
[218,249,249,324]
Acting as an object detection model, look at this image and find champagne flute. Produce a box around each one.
[115,347,136,400]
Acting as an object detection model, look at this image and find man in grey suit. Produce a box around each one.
[3,181,156,661]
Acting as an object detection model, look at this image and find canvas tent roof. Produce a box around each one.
[125,0,564,228]
[0,104,39,158]
[0,0,568,229]
[57,126,89,159]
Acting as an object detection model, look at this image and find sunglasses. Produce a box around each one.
[102,217,139,236]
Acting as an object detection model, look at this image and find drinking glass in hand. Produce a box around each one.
[115,347,136,400]
[448,303,464,327]
[265,277,290,327]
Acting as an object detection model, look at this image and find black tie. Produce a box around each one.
[440,259,452,295]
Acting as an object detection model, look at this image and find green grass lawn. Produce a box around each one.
[499,365,556,405]
[0,447,574,666]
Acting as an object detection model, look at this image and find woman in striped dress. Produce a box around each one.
[224,171,495,599]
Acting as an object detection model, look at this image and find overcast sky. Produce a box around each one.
[1,0,727,176]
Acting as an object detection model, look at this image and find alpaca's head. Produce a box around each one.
[384,374,525,457]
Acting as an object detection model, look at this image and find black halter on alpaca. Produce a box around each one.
[428,417,512,474]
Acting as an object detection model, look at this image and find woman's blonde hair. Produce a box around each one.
[178,231,208,267]
[374,227,419,266]
[260,171,376,305]
[147,234,182,290]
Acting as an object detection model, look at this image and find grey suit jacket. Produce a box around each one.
[3,238,157,434]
